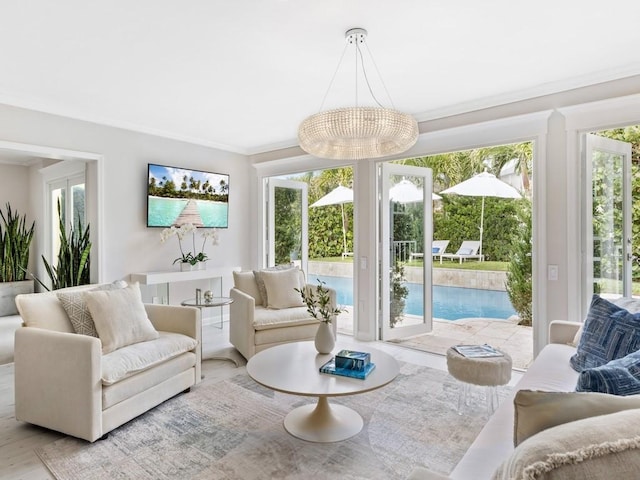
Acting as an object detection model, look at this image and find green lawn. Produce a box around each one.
[310,257,509,272]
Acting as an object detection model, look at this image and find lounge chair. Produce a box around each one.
[439,240,484,264]
[409,240,450,262]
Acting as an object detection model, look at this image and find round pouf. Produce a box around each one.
[446,347,512,416]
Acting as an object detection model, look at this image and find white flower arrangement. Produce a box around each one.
[160,223,219,265]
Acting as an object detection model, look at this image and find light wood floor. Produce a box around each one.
[0,318,521,480]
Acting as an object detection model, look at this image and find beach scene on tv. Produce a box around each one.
[147,164,229,228]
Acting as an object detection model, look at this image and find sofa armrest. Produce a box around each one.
[229,287,256,360]
[549,320,582,345]
[145,304,201,383]
[14,327,103,441]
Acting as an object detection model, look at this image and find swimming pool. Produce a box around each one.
[311,275,517,321]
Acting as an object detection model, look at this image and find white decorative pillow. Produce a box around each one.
[513,390,640,446]
[253,264,295,305]
[261,268,305,309]
[57,281,128,337]
[233,271,263,306]
[84,282,158,354]
[493,409,640,480]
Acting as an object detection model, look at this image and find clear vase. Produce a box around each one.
[314,322,335,354]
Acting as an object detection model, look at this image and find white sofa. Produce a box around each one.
[14,283,201,442]
[410,297,640,480]
[229,269,337,360]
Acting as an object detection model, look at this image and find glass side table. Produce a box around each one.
[180,296,233,329]
[180,297,238,369]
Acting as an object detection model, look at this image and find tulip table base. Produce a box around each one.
[247,341,399,443]
[283,396,363,442]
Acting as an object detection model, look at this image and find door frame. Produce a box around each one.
[378,163,433,340]
[582,133,633,301]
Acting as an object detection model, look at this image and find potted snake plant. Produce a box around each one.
[0,203,35,316]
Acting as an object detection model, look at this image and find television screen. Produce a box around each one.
[147,163,229,228]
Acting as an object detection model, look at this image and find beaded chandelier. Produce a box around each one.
[298,28,418,161]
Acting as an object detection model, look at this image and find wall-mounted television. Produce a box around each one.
[147,163,229,228]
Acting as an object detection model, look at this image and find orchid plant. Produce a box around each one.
[160,223,219,266]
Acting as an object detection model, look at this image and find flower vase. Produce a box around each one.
[314,322,335,354]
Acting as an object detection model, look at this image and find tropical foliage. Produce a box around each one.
[0,203,34,282]
[148,175,228,203]
[36,200,91,291]
[506,201,532,325]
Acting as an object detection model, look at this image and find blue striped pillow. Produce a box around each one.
[576,350,640,395]
[570,295,640,372]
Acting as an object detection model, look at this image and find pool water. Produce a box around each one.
[312,275,517,321]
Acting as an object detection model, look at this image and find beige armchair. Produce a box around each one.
[14,284,201,442]
[230,269,337,360]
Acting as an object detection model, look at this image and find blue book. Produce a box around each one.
[319,358,376,379]
[335,349,371,371]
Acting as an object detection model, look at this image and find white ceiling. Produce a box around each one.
[1,0,639,156]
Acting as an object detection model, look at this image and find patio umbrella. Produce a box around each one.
[310,185,353,256]
[389,179,441,203]
[440,171,521,257]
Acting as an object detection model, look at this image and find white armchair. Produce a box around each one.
[14,284,201,442]
[230,269,337,360]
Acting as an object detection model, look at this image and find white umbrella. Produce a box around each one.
[310,186,353,256]
[389,179,441,203]
[440,171,521,257]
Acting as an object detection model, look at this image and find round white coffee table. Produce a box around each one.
[246,341,399,443]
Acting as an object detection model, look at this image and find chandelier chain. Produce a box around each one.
[362,42,395,109]
[317,42,349,112]
[357,42,385,109]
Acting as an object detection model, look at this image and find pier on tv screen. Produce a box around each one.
[147,163,229,228]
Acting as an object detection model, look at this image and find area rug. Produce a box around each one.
[36,363,510,480]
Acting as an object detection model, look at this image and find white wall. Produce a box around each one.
[0,103,252,292]
[0,164,30,218]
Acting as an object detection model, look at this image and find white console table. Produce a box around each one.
[130,266,240,305]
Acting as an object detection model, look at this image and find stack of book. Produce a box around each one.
[453,344,504,358]
[319,349,376,379]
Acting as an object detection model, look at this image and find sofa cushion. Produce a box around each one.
[576,350,640,396]
[233,271,263,306]
[101,331,197,385]
[84,282,159,354]
[15,284,97,333]
[569,295,640,372]
[513,390,640,446]
[57,281,127,337]
[261,268,305,309]
[253,264,295,305]
[492,409,640,480]
[253,305,318,330]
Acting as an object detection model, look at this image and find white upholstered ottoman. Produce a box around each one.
[446,346,512,415]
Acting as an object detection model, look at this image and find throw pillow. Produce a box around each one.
[569,295,640,372]
[84,282,159,354]
[493,409,640,480]
[513,390,640,446]
[432,247,440,254]
[261,268,305,309]
[57,281,128,337]
[232,271,263,306]
[253,264,295,305]
[576,350,640,396]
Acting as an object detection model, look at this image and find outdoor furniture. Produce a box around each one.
[440,240,484,264]
[409,240,450,262]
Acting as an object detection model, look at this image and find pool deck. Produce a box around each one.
[337,309,533,370]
